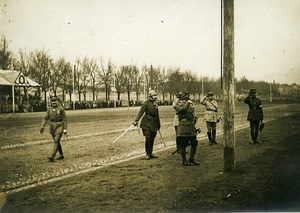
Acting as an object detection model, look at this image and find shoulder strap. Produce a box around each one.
[207,100,218,110]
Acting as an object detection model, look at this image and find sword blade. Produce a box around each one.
[158,130,166,147]
[112,125,134,144]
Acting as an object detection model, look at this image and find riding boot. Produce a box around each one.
[181,148,191,166]
[254,131,259,143]
[212,129,218,144]
[176,137,181,154]
[149,139,157,158]
[145,137,151,159]
[188,146,200,165]
[250,131,255,144]
[57,143,63,156]
[56,143,64,160]
[207,132,213,145]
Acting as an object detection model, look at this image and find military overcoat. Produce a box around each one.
[41,105,67,135]
[172,98,183,127]
[176,100,197,137]
[134,100,160,132]
[244,95,264,121]
[200,97,219,123]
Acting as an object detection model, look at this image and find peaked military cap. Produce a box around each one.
[175,91,183,98]
[50,96,58,102]
[148,90,157,97]
[207,92,214,97]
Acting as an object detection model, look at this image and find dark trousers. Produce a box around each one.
[175,126,180,150]
[142,129,157,156]
[250,120,260,142]
[178,136,198,161]
[51,133,63,157]
[179,136,198,149]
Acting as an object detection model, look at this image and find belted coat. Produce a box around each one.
[134,100,160,132]
[244,95,264,121]
[41,105,67,135]
[172,98,182,127]
[176,100,197,137]
[200,96,219,123]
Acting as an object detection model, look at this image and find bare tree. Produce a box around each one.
[144,65,160,92]
[80,57,92,102]
[74,58,85,102]
[114,68,124,101]
[158,67,168,102]
[51,57,72,101]
[132,65,143,101]
[182,70,198,98]
[166,67,184,101]
[82,57,98,101]
[0,36,14,70]
[121,65,135,102]
[14,48,34,101]
[99,59,114,101]
[30,49,53,101]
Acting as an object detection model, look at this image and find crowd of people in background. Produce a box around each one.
[0,94,173,113]
[0,91,299,114]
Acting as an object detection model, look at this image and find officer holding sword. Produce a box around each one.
[132,90,161,160]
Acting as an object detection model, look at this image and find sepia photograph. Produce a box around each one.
[0,0,300,212]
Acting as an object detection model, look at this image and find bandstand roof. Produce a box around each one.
[0,70,40,87]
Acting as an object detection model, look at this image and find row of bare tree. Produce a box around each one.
[1,36,296,103]
[1,36,222,102]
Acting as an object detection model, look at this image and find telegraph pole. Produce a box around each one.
[73,65,76,110]
[223,0,235,172]
[113,75,116,108]
[201,75,204,97]
[269,81,273,102]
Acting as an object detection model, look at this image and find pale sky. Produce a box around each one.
[0,0,300,84]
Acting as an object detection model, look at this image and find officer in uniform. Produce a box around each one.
[176,93,200,166]
[200,92,220,145]
[172,91,184,154]
[40,96,68,162]
[47,88,56,109]
[133,90,161,160]
[244,88,264,144]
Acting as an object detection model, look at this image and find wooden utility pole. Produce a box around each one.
[73,65,76,110]
[223,0,235,172]
[269,82,273,102]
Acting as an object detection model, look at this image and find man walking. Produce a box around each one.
[133,90,161,160]
[40,96,67,162]
[244,88,264,144]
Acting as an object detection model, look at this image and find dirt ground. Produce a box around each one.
[1,103,300,212]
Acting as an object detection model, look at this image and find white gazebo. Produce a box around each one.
[0,70,40,113]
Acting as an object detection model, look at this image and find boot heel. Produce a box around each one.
[182,160,191,166]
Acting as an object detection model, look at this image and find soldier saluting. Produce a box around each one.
[244,88,264,144]
[40,96,67,162]
[176,93,200,166]
[200,92,220,145]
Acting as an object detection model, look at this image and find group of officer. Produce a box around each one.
[133,89,218,166]
[40,87,263,165]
